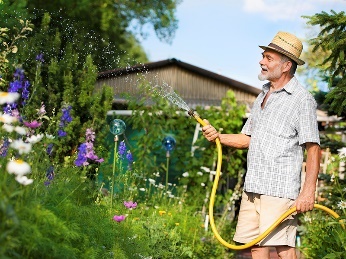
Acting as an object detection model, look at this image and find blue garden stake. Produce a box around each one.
[162,136,176,190]
[109,119,126,209]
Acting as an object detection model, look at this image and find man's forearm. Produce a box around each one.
[302,143,320,194]
[218,133,250,149]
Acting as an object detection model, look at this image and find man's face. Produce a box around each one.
[258,49,285,82]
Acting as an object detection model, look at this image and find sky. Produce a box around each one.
[139,0,346,89]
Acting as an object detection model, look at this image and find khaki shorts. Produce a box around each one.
[233,191,297,247]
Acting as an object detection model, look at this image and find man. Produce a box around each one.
[202,31,320,259]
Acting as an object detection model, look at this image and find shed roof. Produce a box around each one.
[98,58,261,96]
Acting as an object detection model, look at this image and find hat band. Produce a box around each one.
[268,43,297,60]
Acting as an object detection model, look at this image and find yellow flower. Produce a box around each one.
[159,210,166,216]
[175,223,179,226]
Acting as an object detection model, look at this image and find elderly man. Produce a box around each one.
[202,31,320,259]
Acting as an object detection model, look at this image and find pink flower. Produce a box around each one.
[124,201,137,209]
[23,120,42,129]
[113,215,126,222]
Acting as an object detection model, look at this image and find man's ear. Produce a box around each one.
[283,61,292,73]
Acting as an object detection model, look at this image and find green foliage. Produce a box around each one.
[298,154,346,258]
[304,10,346,116]
[1,0,181,72]
[0,19,33,88]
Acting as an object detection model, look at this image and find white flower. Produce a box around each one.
[337,200,346,210]
[182,172,189,177]
[45,134,55,139]
[26,134,44,144]
[158,183,165,189]
[6,159,31,176]
[15,175,34,185]
[201,182,205,187]
[139,188,146,192]
[10,139,32,154]
[338,147,346,158]
[0,113,18,124]
[148,178,156,184]
[200,166,210,172]
[14,126,27,135]
[0,92,20,104]
[2,123,14,132]
[197,171,203,176]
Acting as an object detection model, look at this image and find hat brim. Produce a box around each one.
[259,45,305,65]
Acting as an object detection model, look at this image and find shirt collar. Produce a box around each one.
[261,76,297,94]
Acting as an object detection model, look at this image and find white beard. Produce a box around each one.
[258,64,283,81]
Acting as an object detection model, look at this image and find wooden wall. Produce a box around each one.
[95,65,259,108]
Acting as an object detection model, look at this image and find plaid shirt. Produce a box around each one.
[241,77,320,199]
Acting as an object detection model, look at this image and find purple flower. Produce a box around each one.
[113,215,125,222]
[118,141,126,157]
[74,128,104,166]
[46,165,55,180]
[124,201,137,209]
[86,128,95,142]
[37,102,46,116]
[45,165,55,186]
[3,68,30,115]
[126,151,133,163]
[58,105,72,137]
[61,106,72,123]
[75,143,88,166]
[58,129,67,137]
[0,138,10,157]
[23,120,42,129]
[46,143,54,156]
[36,53,44,63]
[21,81,30,104]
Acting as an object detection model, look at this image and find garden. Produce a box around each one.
[0,1,346,258]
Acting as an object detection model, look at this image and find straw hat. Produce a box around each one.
[259,31,305,65]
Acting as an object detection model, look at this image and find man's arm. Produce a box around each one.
[202,120,250,149]
[295,142,320,213]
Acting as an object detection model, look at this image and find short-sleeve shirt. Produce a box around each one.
[241,77,320,199]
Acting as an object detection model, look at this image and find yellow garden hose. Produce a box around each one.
[189,110,344,250]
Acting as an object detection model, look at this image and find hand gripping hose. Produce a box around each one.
[189,110,345,250]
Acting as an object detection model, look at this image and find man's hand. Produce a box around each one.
[202,119,219,142]
[295,191,315,213]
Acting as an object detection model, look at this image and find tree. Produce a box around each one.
[1,0,181,72]
[303,10,346,116]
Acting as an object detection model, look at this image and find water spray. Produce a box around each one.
[150,83,344,249]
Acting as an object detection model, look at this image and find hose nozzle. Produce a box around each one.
[188,109,195,116]
[188,109,207,127]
